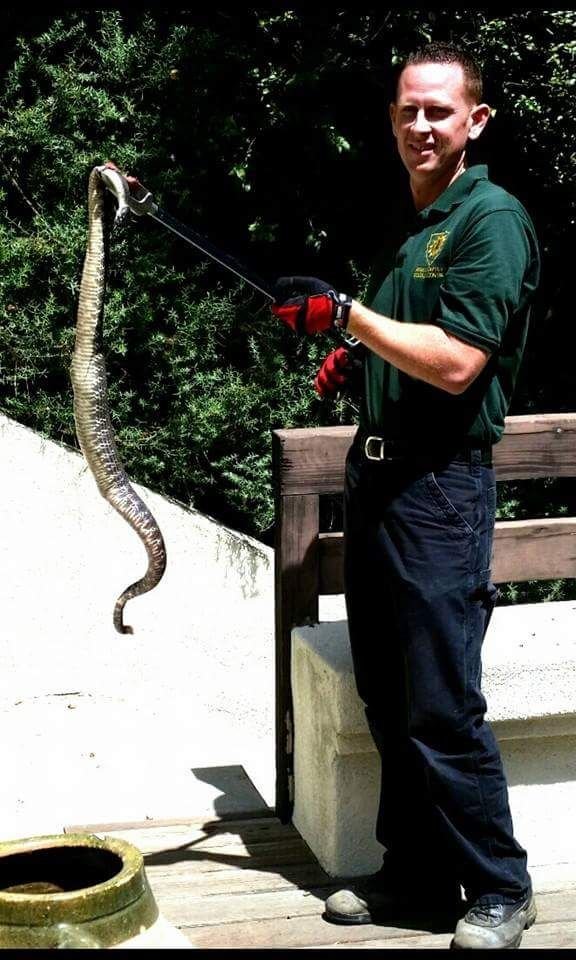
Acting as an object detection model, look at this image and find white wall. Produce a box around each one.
[0,414,275,833]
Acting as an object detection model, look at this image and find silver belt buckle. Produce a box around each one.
[365,436,386,461]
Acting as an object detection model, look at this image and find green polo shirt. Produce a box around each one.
[362,165,540,447]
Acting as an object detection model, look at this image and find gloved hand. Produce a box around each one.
[272,276,352,335]
[314,344,364,399]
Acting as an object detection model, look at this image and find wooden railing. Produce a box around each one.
[273,413,576,822]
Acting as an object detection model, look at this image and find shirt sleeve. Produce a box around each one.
[434,209,537,352]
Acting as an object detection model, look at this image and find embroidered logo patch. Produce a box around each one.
[425,231,450,265]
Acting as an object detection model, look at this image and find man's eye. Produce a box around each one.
[428,109,450,120]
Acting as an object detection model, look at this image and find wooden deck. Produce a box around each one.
[66,812,576,949]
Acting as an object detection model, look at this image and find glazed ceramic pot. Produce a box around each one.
[0,833,159,948]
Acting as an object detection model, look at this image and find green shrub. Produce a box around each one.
[0,10,574,573]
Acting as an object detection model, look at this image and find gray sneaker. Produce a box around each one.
[324,872,462,925]
[452,893,537,949]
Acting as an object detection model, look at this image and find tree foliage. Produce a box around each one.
[0,10,574,576]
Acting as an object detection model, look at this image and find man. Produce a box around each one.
[271,43,540,950]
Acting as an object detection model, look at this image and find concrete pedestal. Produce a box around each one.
[292,601,576,878]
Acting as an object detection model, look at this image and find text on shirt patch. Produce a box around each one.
[413,230,450,279]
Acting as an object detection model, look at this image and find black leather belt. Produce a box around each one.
[359,433,493,465]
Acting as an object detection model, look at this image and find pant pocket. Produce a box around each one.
[424,465,480,537]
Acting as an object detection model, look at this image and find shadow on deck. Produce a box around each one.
[66,767,576,950]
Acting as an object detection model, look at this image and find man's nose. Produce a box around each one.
[413,109,432,133]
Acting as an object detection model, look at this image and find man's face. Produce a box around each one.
[390,61,484,185]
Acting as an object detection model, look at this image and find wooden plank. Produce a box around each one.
[274,493,321,632]
[144,862,334,898]
[309,931,454,949]
[306,897,576,948]
[492,517,576,582]
[311,921,576,948]
[73,817,576,949]
[273,425,353,497]
[519,919,576,949]
[273,472,320,822]
[144,845,311,876]
[142,837,312,869]
[84,820,320,878]
[495,413,576,480]
[176,887,576,949]
[145,856,305,878]
[146,886,333,928]
[274,414,576,496]
[138,832,308,861]
[182,911,456,950]
[105,840,314,876]
[64,809,277,834]
[69,816,295,850]
[96,819,332,897]
[318,518,576,594]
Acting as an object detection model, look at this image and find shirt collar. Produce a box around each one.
[417,164,489,221]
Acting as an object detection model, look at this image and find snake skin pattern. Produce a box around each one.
[70,166,167,634]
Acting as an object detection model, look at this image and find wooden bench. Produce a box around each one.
[273,414,576,876]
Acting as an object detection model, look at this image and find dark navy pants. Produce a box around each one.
[343,438,531,906]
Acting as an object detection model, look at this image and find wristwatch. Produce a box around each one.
[333,292,353,331]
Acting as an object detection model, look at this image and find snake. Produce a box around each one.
[70,164,167,634]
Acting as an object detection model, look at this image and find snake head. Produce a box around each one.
[97,162,131,226]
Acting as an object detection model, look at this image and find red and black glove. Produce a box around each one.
[314,344,365,399]
[272,276,352,335]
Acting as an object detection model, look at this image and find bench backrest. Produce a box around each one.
[272,413,576,821]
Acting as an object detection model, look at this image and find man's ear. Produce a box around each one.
[389,102,398,138]
[468,102,491,141]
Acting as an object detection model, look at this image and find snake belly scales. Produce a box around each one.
[71,165,167,634]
